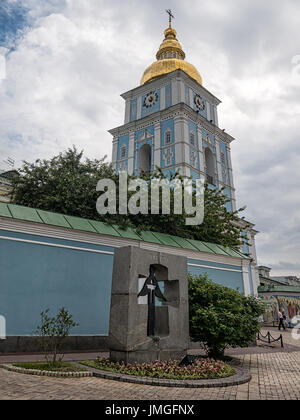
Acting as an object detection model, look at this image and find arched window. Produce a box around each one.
[165,130,171,145]
[138,144,151,175]
[205,147,215,185]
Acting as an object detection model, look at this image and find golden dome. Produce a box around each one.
[141,26,202,86]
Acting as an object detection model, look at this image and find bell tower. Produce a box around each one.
[109,12,237,212]
[109,12,260,293]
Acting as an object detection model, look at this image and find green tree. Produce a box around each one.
[35,307,78,364]
[11,147,248,249]
[188,273,265,358]
[11,147,115,220]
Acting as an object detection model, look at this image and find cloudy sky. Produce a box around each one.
[0,0,300,276]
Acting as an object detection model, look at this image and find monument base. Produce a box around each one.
[109,246,189,365]
[110,349,187,364]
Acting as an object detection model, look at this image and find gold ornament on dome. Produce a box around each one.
[141,10,202,86]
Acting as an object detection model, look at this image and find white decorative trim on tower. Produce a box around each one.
[127,131,135,174]
[136,96,142,120]
[154,121,161,168]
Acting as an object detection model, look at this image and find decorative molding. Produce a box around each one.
[109,103,234,145]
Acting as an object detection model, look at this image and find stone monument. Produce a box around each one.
[109,246,189,363]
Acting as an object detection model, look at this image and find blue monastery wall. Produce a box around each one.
[0,229,114,337]
[0,225,247,339]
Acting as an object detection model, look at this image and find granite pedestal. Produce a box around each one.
[109,246,189,363]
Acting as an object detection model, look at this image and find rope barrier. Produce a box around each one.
[257,331,284,348]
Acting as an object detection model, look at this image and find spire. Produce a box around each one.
[166,9,175,28]
[140,13,202,86]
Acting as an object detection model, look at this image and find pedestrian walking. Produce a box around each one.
[278,309,286,331]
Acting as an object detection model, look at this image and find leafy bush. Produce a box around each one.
[35,307,78,364]
[189,274,265,358]
[81,357,234,380]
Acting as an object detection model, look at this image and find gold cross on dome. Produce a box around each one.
[166,9,175,27]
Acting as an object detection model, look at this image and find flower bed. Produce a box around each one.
[81,357,235,380]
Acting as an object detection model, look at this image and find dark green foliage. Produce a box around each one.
[12,147,248,249]
[11,147,116,219]
[188,274,265,358]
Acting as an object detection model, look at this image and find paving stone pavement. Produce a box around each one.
[0,351,300,400]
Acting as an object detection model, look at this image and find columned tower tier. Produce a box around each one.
[110,69,236,212]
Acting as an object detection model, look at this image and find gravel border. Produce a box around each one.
[75,362,251,388]
[0,363,92,378]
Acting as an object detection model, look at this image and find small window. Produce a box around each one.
[165,131,171,144]
[120,145,126,159]
[190,133,195,146]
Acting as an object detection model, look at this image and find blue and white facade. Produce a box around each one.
[110,69,236,212]
[110,68,259,289]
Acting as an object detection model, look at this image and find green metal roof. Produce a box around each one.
[258,285,300,293]
[0,202,249,259]
[151,232,182,248]
[64,215,97,233]
[185,238,213,253]
[0,202,12,218]
[37,209,71,228]
[113,225,142,241]
[88,220,120,237]
[8,204,43,223]
[138,230,162,244]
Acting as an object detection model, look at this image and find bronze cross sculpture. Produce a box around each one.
[138,266,167,337]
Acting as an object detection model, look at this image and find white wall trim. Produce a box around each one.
[188,263,243,273]
[0,235,114,256]
[242,260,251,296]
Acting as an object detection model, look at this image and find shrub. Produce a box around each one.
[188,274,265,358]
[35,307,78,364]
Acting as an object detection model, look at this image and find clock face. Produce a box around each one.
[194,94,205,111]
[143,91,159,108]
